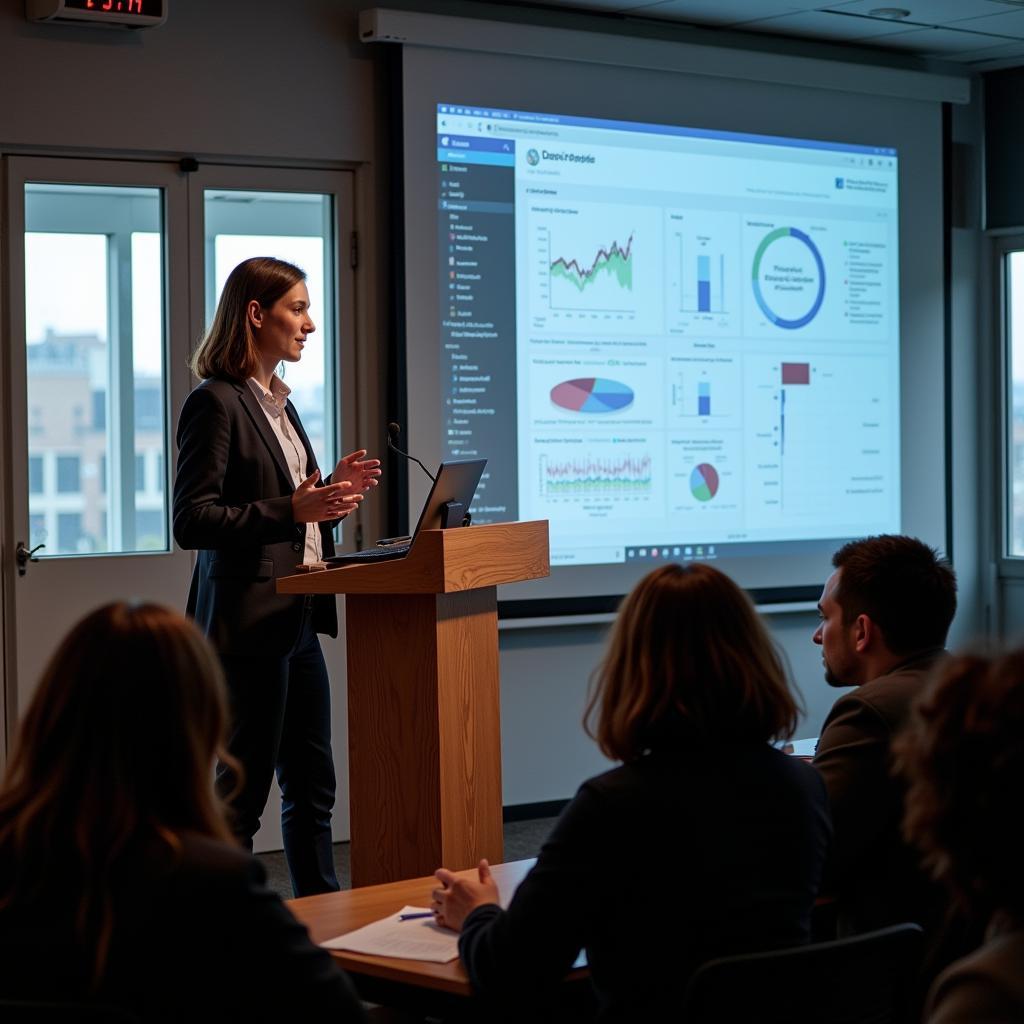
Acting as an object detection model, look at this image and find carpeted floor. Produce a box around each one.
[258,816,559,899]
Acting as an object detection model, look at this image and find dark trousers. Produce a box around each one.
[216,604,340,897]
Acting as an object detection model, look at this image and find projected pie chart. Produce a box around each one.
[690,463,719,502]
[752,227,826,330]
[550,377,634,414]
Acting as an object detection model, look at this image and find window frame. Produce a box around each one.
[13,172,181,557]
[185,165,359,551]
[996,233,1024,576]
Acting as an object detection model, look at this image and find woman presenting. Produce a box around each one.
[173,256,379,896]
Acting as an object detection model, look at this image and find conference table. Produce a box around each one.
[288,859,589,1013]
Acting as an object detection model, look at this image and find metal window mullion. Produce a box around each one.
[107,229,137,552]
[324,194,339,475]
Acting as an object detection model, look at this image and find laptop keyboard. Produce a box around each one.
[325,544,410,565]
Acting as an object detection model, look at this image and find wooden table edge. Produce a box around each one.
[287,860,538,996]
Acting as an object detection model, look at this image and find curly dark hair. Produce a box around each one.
[894,650,1024,919]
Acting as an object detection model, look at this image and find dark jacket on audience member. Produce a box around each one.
[459,742,830,1023]
[813,649,945,936]
[0,832,364,1022]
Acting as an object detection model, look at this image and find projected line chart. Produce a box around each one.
[551,234,634,294]
[539,452,653,499]
[528,203,663,332]
[542,228,636,313]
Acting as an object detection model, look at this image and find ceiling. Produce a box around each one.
[493,0,1024,70]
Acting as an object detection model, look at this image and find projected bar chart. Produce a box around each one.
[698,380,711,416]
[678,236,726,314]
[782,362,811,385]
[671,365,739,420]
[779,362,811,455]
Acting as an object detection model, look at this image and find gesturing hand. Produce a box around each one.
[291,469,363,524]
[431,860,500,932]
[332,449,382,494]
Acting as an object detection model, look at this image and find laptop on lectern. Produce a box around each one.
[325,458,487,566]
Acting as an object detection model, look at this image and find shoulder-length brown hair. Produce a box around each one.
[585,563,800,761]
[190,256,306,381]
[0,602,238,984]
[894,650,1024,920]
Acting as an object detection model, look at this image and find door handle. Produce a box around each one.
[15,541,45,577]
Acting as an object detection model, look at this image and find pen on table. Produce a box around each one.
[399,911,435,921]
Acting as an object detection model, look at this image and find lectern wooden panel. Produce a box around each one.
[278,520,549,886]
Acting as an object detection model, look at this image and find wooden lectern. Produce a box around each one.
[277,520,549,886]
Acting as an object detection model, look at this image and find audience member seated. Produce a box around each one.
[896,651,1024,1024]
[0,602,365,1022]
[431,562,831,1023]
[811,535,956,937]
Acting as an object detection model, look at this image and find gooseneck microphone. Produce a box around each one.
[387,422,436,482]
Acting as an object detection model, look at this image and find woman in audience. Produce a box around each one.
[895,651,1024,1023]
[432,562,831,1022]
[0,602,364,1021]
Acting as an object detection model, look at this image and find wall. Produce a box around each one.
[0,0,987,827]
[499,609,834,806]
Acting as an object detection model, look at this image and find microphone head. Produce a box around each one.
[387,422,401,441]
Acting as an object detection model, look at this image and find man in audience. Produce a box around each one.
[812,534,957,936]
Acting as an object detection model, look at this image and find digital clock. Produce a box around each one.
[26,0,167,28]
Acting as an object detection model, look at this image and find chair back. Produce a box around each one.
[681,923,924,1024]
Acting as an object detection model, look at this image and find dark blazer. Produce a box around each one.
[458,743,831,1023]
[173,377,338,657]
[0,833,365,1021]
[813,649,945,934]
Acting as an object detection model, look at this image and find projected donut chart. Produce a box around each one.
[751,227,826,330]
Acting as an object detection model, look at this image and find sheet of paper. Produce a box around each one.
[322,906,460,963]
[789,737,818,757]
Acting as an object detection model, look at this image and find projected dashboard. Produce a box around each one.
[434,103,900,572]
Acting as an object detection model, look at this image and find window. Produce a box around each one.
[1008,250,1024,556]
[29,513,46,543]
[56,455,80,494]
[204,189,337,470]
[28,455,43,494]
[25,183,168,555]
[57,513,84,553]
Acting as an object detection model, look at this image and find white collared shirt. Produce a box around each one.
[247,375,323,565]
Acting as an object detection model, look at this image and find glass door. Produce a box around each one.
[188,166,357,513]
[2,158,191,726]
[186,165,357,850]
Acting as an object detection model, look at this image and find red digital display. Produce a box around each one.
[63,0,160,13]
